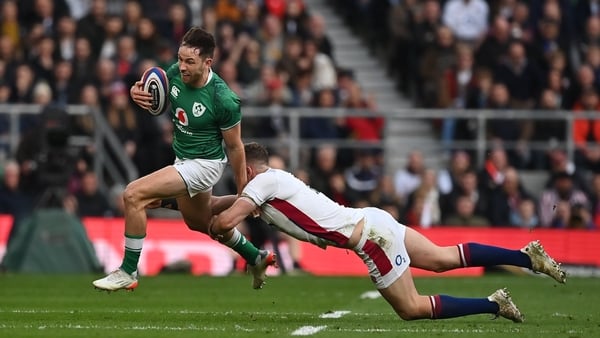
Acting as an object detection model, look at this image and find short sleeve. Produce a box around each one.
[241,171,278,206]
[217,90,242,130]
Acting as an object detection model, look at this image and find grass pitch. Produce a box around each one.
[0,273,598,337]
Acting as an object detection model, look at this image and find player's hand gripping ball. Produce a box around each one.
[141,67,169,115]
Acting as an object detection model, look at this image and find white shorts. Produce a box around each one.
[173,157,227,197]
[353,207,410,289]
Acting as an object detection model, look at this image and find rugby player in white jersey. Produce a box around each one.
[209,142,567,322]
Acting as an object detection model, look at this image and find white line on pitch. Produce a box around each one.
[359,291,381,299]
[319,310,351,318]
[291,326,327,336]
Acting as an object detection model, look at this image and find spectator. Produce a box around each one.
[51,59,78,106]
[530,89,565,168]
[370,174,403,212]
[308,143,338,197]
[114,35,139,81]
[572,89,600,172]
[98,15,124,60]
[134,17,160,61]
[239,0,261,37]
[437,44,476,151]
[9,63,37,105]
[509,197,540,228]
[529,16,568,73]
[487,166,535,226]
[442,0,489,47]
[237,38,262,87]
[307,13,333,60]
[510,1,534,43]
[74,170,111,217]
[564,63,598,111]
[478,146,510,197]
[0,159,32,224]
[475,16,511,71]
[1,0,21,50]
[341,82,382,142]
[258,13,284,66]
[277,35,303,82]
[443,194,490,227]
[71,37,96,86]
[494,40,544,109]
[105,81,139,162]
[55,16,77,61]
[394,150,426,203]
[29,35,55,83]
[543,147,588,194]
[77,0,108,59]
[419,25,456,107]
[123,0,143,35]
[300,88,339,139]
[344,149,383,203]
[404,168,441,228]
[539,171,590,227]
[302,38,337,91]
[282,0,309,39]
[437,150,472,196]
[413,0,442,78]
[93,58,118,109]
[386,0,418,95]
[441,169,487,222]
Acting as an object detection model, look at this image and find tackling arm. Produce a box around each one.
[210,197,257,236]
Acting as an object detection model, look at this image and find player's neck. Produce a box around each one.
[193,68,212,88]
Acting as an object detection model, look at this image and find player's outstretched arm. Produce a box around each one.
[130,80,153,110]
[210,197,256,238]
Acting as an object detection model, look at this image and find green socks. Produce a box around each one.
[224,229,261,265]
[120,234,145,275]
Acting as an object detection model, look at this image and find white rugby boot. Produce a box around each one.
[488,288,524,323]
[247,250,278,289]
[521,240,567,284]
[93,269,138,292]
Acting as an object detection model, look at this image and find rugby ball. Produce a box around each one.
[141,67,169,115]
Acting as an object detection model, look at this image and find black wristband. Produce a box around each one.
[160,198,179,210]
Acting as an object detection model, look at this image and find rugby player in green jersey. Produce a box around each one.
[93,27,275,292]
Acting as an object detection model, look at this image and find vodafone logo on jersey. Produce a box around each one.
[175,107,188,126]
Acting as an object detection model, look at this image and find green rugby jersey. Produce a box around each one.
[165,63,242,160]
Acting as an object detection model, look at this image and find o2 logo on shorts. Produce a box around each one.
[395,255,406,266]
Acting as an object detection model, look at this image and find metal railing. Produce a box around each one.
[1,104,596,189]
[0,104,138,194]
[240,107,584,169]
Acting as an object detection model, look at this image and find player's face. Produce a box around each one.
[177,45,213,86]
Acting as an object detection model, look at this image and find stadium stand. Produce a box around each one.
[0,0,599,231]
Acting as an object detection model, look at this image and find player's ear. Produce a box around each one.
[246,166,252,178]
[204,56,213,68]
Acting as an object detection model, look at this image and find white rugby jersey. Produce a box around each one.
[242,168,365,248]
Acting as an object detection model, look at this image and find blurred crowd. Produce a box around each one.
[337,0,600,171]
[0,0,599,230]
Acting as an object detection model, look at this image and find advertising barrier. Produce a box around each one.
[1,215,597,276]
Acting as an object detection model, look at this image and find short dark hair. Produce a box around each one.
[181,26,215,58]
[244,142,269,165]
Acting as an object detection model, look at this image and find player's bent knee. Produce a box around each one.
[395,307,424,321]
[122,184,144,208]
